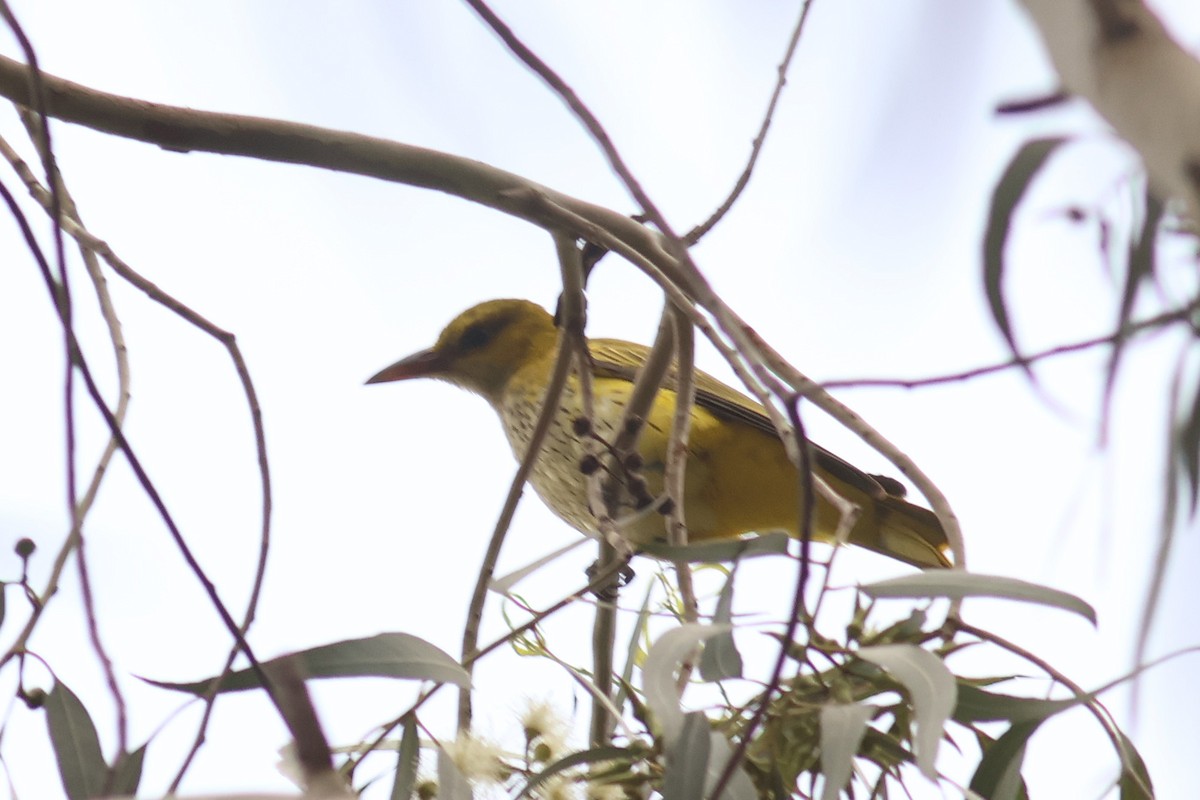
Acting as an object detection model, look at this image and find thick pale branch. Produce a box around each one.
[1018,0,1200,218]
[0,53,676,275]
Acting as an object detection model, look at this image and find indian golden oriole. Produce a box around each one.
[368,299,951,568]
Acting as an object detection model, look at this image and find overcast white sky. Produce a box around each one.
[0,1,1197,798]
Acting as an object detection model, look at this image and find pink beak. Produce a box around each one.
[365,348,446,384]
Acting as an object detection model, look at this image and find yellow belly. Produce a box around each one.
[499,375,814,546]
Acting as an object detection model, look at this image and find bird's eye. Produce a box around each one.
[459,322,494,351]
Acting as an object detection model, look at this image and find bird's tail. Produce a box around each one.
[850,496,953,569]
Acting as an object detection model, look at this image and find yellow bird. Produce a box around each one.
[368,299,951,568]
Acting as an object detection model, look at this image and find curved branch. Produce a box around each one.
[0,53,678,271]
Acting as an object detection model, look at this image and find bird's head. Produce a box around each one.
[367,298,558,402]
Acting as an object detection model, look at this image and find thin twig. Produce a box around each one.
[0,178,286,719]
[0,123,276,789]
[686,0,816,245]
[456,300,580,732]
[952,619,1150,798]
[554,232,623,747]
[709,396,819,799]
[15,114,132,765]
[821,300,1200,390]
[459,0,724,321]
[345,554,632,776]
[658,307,701,693]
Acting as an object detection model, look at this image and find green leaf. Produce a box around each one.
[862,571,1097,625]
[969,720,1039,800]
[819,703,874,800]
[145,632,469,694]
[699,566,743,681]
[704,732,757,800]
[982,136,1070,367]
[643,624,731,744]
[109,744,146,796]
[1177,376,1200,518]
[663,712,710,800]
[639,532,789,562]
[1117,732,1154,800]
[390,716,419,800]
[953,683,1081,724]
[490,538,588,595]
[857,644,956,779]
[517,746,639,800]
[1102,192,1164,444]
[613,585,654,719]
[45,681,107,800]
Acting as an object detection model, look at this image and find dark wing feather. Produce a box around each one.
[588,338,892,500]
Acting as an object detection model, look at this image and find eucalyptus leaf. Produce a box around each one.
[390,716,420,800]
[45,681,107,800]
[699,566,743,681]
[109,744,146,797]
[663,711,710,800]
[819,703,874,800]
[1116,732,1154,800]
[953,683,1081,724]
[517,746,639,800]
[857,644,956,779]
[644,624,730,744]
[704,732,758,800]
[145,632,469,694]
[969,720,1038,800]
[983,136,1070,368]
[639,532,789,562]
[862,571,1096,625]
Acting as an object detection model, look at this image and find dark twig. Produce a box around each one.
[0,179,286,723]
[709,395,817,799]
[821,300,1200,391]
[456,295,580,732]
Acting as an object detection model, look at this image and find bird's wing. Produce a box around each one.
[588,338,895,500]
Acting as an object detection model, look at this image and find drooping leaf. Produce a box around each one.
[109,743,147,796]
[968,719,1039,800]
[145,632,469,694]
[44,681,107,800]
[704,732,758,800]
[1101,191,1164,444]
[862,571,1096,625]
[643,624,730,744]
[819,703,874,800]
[663,712,710,800]
[613,585,655,718]
[857,644,956,779]
[953,683,1081,724]
[390,716,420,800]
[1176,374,1200,518]
[1116,731,1154,800]
[982,136,1070,369]
[699,566,743,681]
[490,538,589,595]
[639,532,789,562]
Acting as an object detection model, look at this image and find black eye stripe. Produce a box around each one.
[459,314,511,351]
[460,323,491,350]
